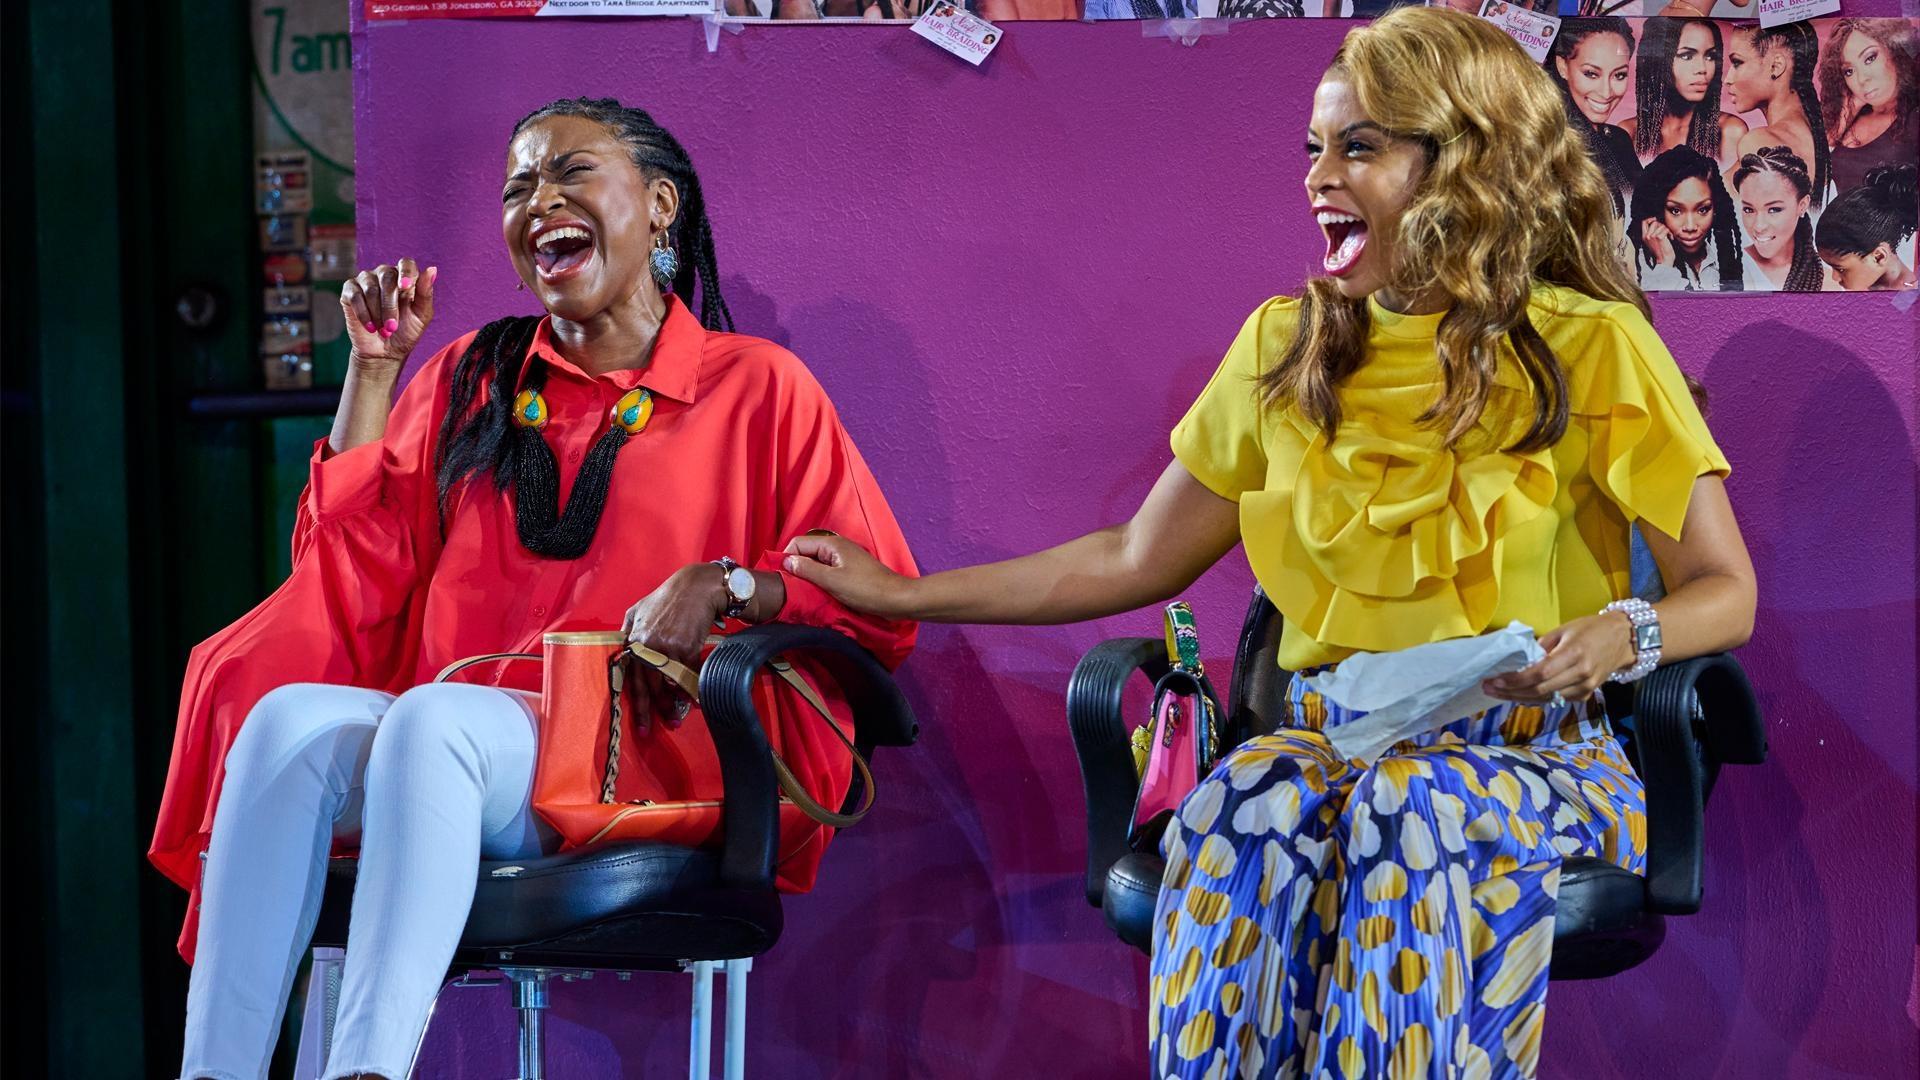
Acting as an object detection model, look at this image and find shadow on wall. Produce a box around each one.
[722,273,967,559]
[1543,320,1920,1079]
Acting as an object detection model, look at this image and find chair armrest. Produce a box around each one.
[1632,651,1761,915]
[701,625,918,891]
[1688,651,1766,767]
[1065,637,1170,908]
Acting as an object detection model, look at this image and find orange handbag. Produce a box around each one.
[436,630,873,857]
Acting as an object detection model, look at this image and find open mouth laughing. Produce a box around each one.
[528,219,597,283]
[1317,207,1369,277]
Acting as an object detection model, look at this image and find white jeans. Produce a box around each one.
[179,682,555,1080]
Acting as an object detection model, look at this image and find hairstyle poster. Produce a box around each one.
[716,0,1541,21]
[362,0,1546,20]
[1549,16,1919,294]
[1566,1,1777,15]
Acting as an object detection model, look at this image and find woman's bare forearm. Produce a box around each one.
[327,360,402,455]
[1639,475,1758,662]
[896,461,1242,625]
[900,525,1172,624]
[1649,570,1755,662]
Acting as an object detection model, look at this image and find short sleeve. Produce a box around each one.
[1170,298,1293,501]
[1571,303,1731,541]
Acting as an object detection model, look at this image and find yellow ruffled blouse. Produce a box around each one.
[1171,283,1730,671]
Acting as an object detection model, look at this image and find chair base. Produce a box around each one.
[685,958,753,1080]
[293,948,345,1080]
[291,951,757,1080]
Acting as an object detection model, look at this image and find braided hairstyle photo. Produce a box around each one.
[1731,145,1824,293]
[433,98,735,558]
[1816,164,1920,289]
[1752,22,1831,209]
[1633,18,1728,163]
[1630,146,1744,291]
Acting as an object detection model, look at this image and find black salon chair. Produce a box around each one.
[294,625,917,1080]
[1067,586,1765,980]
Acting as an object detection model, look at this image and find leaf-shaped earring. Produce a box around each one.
[650,231,679,291]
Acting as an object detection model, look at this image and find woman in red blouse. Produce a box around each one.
[159,98,917,1080]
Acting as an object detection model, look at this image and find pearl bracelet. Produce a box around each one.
[1602,598,1662,683]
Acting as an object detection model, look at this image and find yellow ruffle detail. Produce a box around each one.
[1243,389,1558,655]
[1172,285,1728,669]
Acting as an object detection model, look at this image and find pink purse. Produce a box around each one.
[1127,602,1224,851]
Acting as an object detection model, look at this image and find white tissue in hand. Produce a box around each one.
[1302,622,1546,764]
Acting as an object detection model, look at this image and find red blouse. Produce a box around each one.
[150,297,918,960]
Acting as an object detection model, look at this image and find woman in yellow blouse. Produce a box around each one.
[786,9,1755,1077]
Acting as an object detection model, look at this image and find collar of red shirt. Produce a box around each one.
[519,295,707,404]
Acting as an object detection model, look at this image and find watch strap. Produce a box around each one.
[1602,597,1662,683]
[714,557,751,621]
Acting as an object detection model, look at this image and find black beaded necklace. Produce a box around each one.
[505,359,654,561]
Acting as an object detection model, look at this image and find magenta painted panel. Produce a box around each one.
[352,10,1919,1078]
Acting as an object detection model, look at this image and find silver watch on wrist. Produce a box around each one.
[713,557,755,622]
[1603,598,1662,683]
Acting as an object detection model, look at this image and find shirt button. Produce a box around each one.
[532,605,548,618]
[568,449,581,462]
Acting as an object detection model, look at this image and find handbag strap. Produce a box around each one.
[431,638,877,830]
[619,637,878,829]
[434,652,542,683]
[1164,602,1202,673]
[1155,604,1224,771]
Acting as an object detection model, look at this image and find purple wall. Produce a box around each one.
[351,12,1918,1078]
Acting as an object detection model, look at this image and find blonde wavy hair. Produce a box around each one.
[1258,6,1647,453]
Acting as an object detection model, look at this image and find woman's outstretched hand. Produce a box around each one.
[783,533,913,618]
[1483,612,1637,705]
[340,258,438,374]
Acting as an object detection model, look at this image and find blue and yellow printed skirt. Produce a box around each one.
[1148,675,1647,1080]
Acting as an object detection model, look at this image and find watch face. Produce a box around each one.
[726,566,756,601]
[1635,623,1663,651]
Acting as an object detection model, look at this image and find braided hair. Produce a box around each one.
[1211,0,1302,15]
[513,97,733,331]
[1732,145,1824,293]
[1631,146,1744,291]
[432,99,735,556]
[1816,164,1920,256]
[1548,19,1637,217]
[1634,19,1727,163]
[1752,22,1831,209]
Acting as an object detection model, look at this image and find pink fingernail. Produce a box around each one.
[399,276,413,290]
[784,556,798,572]
[364,321,378,333]
[383,318,399,335]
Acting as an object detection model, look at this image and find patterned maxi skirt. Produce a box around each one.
[1147,675,1647,1079]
